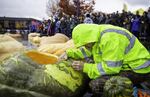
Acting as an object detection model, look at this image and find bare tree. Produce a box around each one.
[46,0,95,17]
[46,0,60,16]
[59,0,76,15]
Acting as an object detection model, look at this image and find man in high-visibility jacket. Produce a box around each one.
[65,24,150,97]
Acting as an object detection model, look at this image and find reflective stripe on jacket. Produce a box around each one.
[67,24,150,79]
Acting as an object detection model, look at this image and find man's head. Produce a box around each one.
[84,42,94,50]
[86,13,91,18]
[72,24,100,48]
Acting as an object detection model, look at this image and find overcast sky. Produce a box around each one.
[94,0,150,13]
[0,0,49,20]
[0,0,150,19]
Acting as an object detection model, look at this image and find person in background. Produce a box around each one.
[70,15,78,37]
[47,19,53,36]
[147,7,150,38]
[131,11,141,38]
[60,17,67,36]
[84,13,93,24]
[55,18,61,33]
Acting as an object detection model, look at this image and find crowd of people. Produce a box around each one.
[37,15,78,38]
[34,7,150,49]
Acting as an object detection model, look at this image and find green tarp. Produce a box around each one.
[0,53,88,97]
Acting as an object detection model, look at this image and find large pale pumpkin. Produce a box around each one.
[0,35,24,53]
[54,39,75,56]
[28,33,41,47]
[0,35,25,61]
[38,39,75,56]
[28,33,40,38]
[38,43,65,54]
[40,33,69,45]
[0,34,16,42]
[5,33,22,41]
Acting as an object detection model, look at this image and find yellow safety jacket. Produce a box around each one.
[66,24,150,79]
